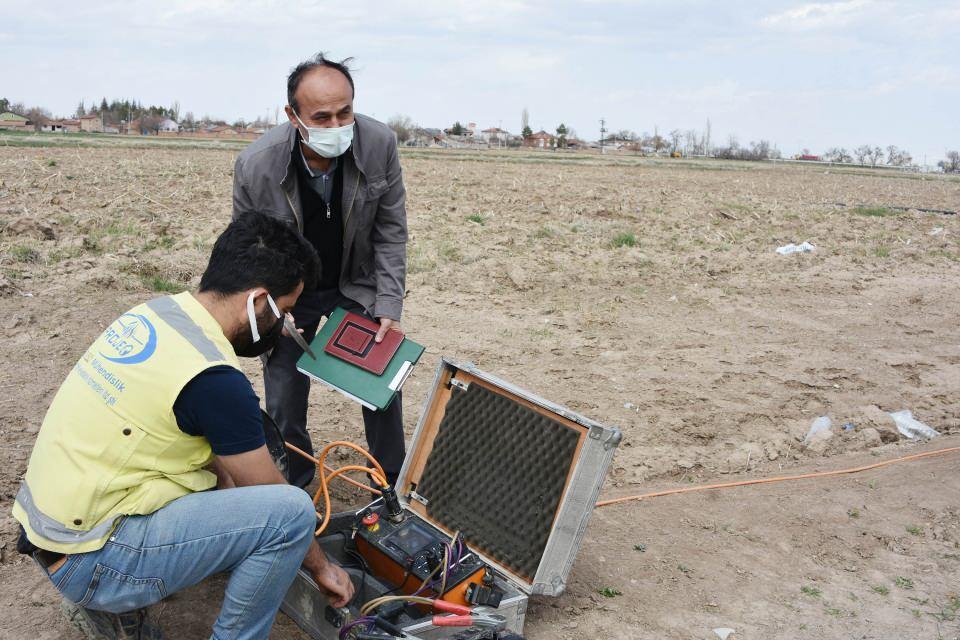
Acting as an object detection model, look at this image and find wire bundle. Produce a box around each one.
[284,440,389,535]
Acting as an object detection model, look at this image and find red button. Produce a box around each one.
[362,513,379,527]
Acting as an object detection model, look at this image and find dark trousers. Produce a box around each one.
[263,288,405,489]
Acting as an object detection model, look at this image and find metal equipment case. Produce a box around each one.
[281,358,622,638]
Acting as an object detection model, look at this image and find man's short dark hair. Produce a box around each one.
[287,53,355,112]
[200,212,319,297]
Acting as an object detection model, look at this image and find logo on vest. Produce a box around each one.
[98,313,157,364]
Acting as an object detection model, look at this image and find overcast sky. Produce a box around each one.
[3,0,957,164]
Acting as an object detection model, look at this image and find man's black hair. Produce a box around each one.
[200,212,319,297]
[287,53,355,112]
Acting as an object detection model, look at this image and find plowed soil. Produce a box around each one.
[2,139,959,639]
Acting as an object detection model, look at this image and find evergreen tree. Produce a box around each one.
[556,123,567,148]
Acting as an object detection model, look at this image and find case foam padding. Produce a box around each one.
[416,383,580,579]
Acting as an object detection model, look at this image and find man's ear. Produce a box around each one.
[284,105,299,128]
[244,287,268,317]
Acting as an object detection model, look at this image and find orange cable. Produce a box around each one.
[282,440,390,536]
[283,442,383,495]
[315,464,388,536]
[595,446,960,508]
[316,440,387,486]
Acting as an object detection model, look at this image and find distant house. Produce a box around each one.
[524,130,555,149]
[444,122,474,137]
[799,154,821,161]
[78,114,103,133]
[208,125,238,135]
[158,118,179,133]
[479,127,512,143]
[0,112,30,130]
[41,120,67,132]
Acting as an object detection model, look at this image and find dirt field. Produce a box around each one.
[1,137,959,639]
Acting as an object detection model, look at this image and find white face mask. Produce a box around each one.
[293,110,354,158]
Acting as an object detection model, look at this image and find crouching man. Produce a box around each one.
[13,212,353,639]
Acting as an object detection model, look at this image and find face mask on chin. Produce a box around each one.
[233,291,283,358]
[293,109,354,159]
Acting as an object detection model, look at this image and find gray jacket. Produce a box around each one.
[232,115,407,320]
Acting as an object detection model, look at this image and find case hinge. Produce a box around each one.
[408,490,429,506]
[448,378,470,392]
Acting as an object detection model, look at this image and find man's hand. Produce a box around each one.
[311,560,355,608]
[375,318,401,343]
[282,312,304,338]
[303,542,354,607]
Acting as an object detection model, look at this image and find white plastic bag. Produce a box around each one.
[888,410,939,440]
[776,242,816,255]
[803,416,832,445]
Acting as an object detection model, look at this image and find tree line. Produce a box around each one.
[0,96,275,133]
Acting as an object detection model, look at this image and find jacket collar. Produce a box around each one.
[280,118,368,192]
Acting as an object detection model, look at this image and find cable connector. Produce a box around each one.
[381,485,403,523]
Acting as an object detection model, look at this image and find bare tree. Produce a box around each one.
[824,147,852,163]
[169,100,181,122]
[684,129,698,155]
[26,106,51,131]
[669,129,682,152]
[854,145,872,165]
[749,140,771,160]
[886,145,899,165]
[939,151,960,173]
[868,145,884,167]
[387,115,416,143]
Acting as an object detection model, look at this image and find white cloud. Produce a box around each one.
[760,0,873,30]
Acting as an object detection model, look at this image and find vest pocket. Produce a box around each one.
[78,563,166,613]
[83,424,149,526]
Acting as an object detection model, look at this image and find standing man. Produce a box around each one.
[13,213,353,640]
[233,53,408,489]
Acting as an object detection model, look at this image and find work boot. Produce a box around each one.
[60,599,163,640]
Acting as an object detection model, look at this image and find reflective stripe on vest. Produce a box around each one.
[15,481,116,544]
[145,296,225,362]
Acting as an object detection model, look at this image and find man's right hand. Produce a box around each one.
[311,560,354,607]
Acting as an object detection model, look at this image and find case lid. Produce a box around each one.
[396,358,621,596]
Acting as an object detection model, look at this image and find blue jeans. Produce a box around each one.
[45,485,316,640]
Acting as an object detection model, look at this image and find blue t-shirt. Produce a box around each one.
[173,366,266,456]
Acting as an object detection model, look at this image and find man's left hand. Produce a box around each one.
[312,561,355,608]
[375,318,401,343]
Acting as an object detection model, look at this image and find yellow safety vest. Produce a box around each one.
[13,292,242,554]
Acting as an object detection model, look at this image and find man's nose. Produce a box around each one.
[328,115,341,128]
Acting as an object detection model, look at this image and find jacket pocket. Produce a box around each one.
[78,563,166,613]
